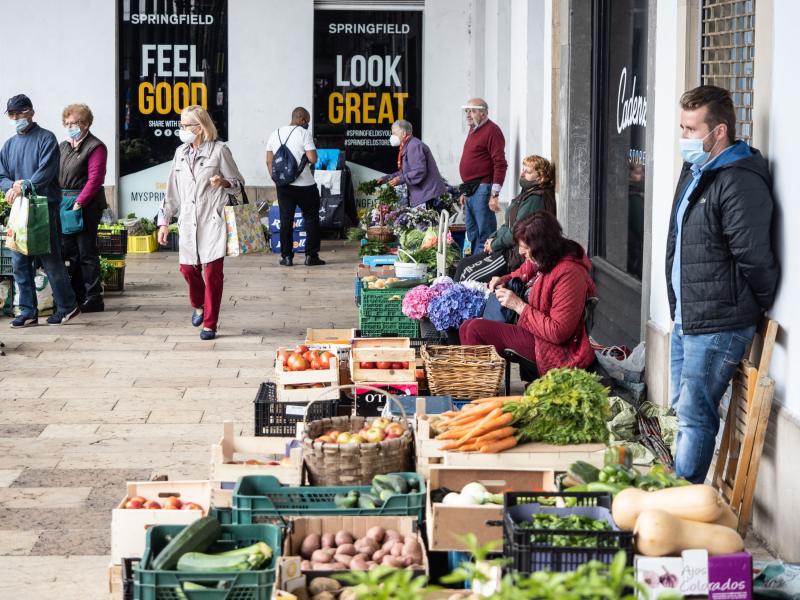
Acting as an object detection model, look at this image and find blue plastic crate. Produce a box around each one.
[362,254,398,267]
[354,275,362,306]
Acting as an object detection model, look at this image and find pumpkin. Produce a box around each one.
[612,484,724,530]
[634,509,744,556]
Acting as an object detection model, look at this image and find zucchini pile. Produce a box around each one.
[333,474,418,510]
[152,517,273,573]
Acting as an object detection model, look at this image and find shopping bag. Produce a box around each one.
[13,268,54,316]
[6,181,51,256]
[60,190,83,235]
[224,190,267,256]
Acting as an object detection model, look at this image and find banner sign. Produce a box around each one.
[313,10,423,174]
[118,0,228,219]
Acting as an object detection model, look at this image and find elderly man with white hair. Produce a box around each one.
[377,119,446,209]
[458,98,508,252]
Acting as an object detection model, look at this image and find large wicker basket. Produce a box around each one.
[366,226,396,243]
[303,414,413,485]
[421,344,505,400]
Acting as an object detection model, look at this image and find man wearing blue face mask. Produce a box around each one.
[0,94,80,327]
[666,85,779,484]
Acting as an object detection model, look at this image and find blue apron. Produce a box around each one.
[60,189,83,235]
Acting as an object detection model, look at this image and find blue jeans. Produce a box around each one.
[11,203,78,318]
[670,324,756,483]
[464,183,497,252]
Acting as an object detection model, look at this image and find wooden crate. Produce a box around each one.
[274,350,339,402]
[210,421,302,486]
[305,328,356,345]
[110,480,214,563]
[426,466,556,551]
[108,563,122,599]
[350,346,416,383]
[415,413,445,478]
[351,337,411,349]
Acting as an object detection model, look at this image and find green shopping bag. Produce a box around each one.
[6,180,51,256]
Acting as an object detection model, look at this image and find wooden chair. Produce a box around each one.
[712,317,778,536]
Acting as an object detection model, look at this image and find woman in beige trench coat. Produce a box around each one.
[157,105,245,340]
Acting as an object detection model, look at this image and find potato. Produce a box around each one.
[384,529,402,542]
[354,537,379,556]
[333,553,352,567]
[340,589,357,600]
[310,549,333,563]
[372,549,387,563]
[381,539,395,553]
[402,537,423,563]
[336,543,357,556]
[300,533,322,559]
[326,562,347,570]
[334,530,354,546]
[349,555,368,570]
[381,555,405,568]
[311,562,333,570]
[390,541,404,557]
[312,593,335,600]
[308,578,341,596]
[366,526,385,542]
[301,560,312,571]
[367,561,378,569]
[321,533,336,549]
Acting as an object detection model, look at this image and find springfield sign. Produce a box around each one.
[118,0,228,219]
[314,11,423,173]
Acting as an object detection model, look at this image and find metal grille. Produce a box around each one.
[701,0,755,143]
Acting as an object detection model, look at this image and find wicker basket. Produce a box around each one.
[421,344,505,400]
[366,226,396,243]
[302,386,413,486]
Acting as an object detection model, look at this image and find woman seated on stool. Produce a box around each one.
[455,154,556,283]
[459,211,596,375]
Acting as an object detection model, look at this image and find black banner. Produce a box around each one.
[118,0,228,216]
[313,10,423,174]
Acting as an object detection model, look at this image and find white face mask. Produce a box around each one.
[179,129,197,144]
[389,134,401,147]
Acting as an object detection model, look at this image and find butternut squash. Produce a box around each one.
[712,503,739,530]
[612,484,724,530]
[634,509,744,556]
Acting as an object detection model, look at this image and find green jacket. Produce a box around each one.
[490,189,547,252]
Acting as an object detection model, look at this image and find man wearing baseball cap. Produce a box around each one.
[0,94,80,327]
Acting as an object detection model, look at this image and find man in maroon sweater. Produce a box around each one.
[459,98,508,252]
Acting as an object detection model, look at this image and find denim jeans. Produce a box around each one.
[670,324,756,483]
[11,203,78,318]
[464,183,497,252]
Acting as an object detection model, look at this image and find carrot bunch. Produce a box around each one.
[434,396,521,453]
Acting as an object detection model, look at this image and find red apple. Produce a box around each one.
[125,499,144,509]
[143,500,161,509]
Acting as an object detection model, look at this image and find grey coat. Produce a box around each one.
[160,141,245,265]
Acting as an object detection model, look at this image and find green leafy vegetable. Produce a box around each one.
[519,513,614,548]
[505,368,610,445]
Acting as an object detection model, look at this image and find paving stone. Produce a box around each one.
[0,470,22,487]
[0,424,47,438]
[39,424,100,438]
[0,530,41,556]
[0,487,92,509]
[30,529,110,556]
[11,469,152,488]
[0,507,110,530]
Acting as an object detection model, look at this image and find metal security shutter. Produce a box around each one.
[314,1,423,9]
[701,0,755,143]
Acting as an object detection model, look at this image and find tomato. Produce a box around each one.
[296,344,309,354]
[391,362,404,369]
[416,368,425,379]
[276,350,291,367]
[402,362,410,369]
[287,353,308,371]
[310,357,324,370]
[360,362,375,369]
[376,361,393,369]
[317,351,335,369]
[303,350,319,364]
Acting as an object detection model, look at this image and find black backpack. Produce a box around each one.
[272,127,308,187]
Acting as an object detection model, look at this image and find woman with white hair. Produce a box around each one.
[376,119,446,208]
[157,105,245,340]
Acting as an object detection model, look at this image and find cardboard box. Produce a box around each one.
[357,264,396,278]
[285,516,428,576]
[708,552,752,599]
[355,382,418,416]
[635,555,686,598]
[305,328,356,362]
[110,480,213,563]
[636,550,752,598]
[210,421,302,486]
[277,556,304,590]
[426,466,556,551]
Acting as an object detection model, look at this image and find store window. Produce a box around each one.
[701,0,755,144]
[590,0,649,281]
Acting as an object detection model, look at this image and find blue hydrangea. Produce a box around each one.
[427,284,487,331]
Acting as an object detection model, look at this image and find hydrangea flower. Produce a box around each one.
[427,284,487,331]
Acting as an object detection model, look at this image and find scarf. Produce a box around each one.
[397,136,411,170]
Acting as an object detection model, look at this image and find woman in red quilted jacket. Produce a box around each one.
[459,211,596,375]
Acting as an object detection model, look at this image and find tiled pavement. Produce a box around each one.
[0,241,774,598]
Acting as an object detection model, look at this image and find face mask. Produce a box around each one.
[679,126,719,165]
[300,122,309,130]
[179,129,196,144]
[519,176,539,190]
[66,126,82,140]
[389,134,401,147]
[11,118,29,133]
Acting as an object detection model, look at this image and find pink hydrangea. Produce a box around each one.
[402,285,436,320]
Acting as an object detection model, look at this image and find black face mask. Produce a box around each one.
[300,122,309,130]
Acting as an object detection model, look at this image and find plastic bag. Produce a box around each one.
[596,341,646,383]
[100,208,116,225]
[754,561,800,599]
[13,268,54,316]
[0,279,13,316]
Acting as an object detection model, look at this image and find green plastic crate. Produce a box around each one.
[359,285,410,318]
[359,314,420,337]
[231,473,425,525]
[134,523,280,600]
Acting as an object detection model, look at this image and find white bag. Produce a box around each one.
[13,269,54,317]
[595,342,646,383]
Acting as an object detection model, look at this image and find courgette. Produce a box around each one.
[567,460,601,485]
[152,516,221,571]
[358,493,382,509]
[177,542,272,572]
[373,474,409,494]
[334,491,359,509]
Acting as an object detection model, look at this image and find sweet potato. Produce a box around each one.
[390,541,404,557]
[321,533,336,549]
[300,533,321,559]
[366,526,385,542]
[334,530,354,546]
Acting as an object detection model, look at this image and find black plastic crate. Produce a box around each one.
[502,491,633,574]
[121,557,139,600]
[96,229,128,255]
[157,231,179,251]
[254,382,338,437]
[102,262,125,293]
